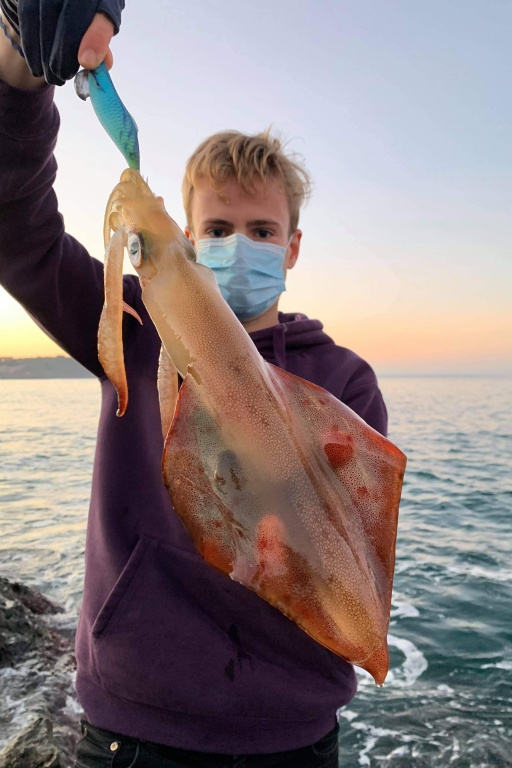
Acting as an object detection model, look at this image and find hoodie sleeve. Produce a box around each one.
[0,78,138,377]
[342,361,388,437]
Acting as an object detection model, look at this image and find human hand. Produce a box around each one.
[77,13,115,73]
[0,0,123,85]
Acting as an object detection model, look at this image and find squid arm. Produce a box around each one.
[98,228,142,416]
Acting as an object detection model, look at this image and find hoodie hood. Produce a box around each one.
[249,312,334,369]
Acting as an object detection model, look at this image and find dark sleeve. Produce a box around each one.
[342,361,388,437]
[0,78,139,377]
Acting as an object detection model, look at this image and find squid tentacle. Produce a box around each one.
[98,228,129,416]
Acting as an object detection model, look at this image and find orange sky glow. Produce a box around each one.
[1,2,511,377]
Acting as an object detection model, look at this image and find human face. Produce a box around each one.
[185,177,302,331]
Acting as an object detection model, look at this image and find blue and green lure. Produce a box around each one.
[74,62,140,171]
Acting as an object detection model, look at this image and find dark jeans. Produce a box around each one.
[75,719,340,768]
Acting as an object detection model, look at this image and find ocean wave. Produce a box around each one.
[481,661,512,671]
[390,598,420,620]
[355,633,428,689]
[446,563,512,583]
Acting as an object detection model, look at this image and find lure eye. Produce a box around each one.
[127,233,144,267]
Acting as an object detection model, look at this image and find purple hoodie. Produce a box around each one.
[0,79,388,754]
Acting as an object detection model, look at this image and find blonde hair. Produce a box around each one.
[182,129,312,235]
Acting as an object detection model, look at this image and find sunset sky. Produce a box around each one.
[1,0,511,375]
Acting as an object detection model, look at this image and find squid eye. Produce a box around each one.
[127,233,145,267]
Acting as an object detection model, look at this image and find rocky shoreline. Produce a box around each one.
[0,577,80,768]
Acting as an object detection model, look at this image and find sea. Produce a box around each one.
[0,376,510,767]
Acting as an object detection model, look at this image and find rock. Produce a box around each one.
[0,578,68,669]
[0,578,80,768]
[8,582,63,616]
[0,717,60,768]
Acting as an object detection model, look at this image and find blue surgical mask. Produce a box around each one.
[195,233,289,322]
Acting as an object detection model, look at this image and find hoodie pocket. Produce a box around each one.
[89,533,351,720]
[91,536,151,639]
[90,534,253,716]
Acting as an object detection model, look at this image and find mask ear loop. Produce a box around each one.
[282,233,296,271]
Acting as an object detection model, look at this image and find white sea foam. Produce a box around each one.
[437,683,455,695]
[390,598,420,619]
[353,633,427,690]
[481,660,512,671]
[64,694,84,715]
[387,634,428,685]
[350,722,415,766]
[446,563,512,583]
[0,666,31,680]
[358,735,377,766]
[449,737,460,760]
[352,724,393,766]
[388,745,410,757]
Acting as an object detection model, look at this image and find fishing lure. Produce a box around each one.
[74,61,140,171]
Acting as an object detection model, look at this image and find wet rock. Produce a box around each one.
[0,578,80,768]
[0,717,60,768]
[0,577,68,668]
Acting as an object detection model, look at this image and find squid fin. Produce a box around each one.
[158,344,179,440]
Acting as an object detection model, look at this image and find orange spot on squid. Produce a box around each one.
[324,442,354,470]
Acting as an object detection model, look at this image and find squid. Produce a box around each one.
[75,65,407,685]
[97,169,406,684]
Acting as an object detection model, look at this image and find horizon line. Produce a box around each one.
[0,355,510,379]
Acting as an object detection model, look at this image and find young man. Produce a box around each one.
[0,8,387,767]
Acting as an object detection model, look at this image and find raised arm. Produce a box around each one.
[0,10,137,375]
